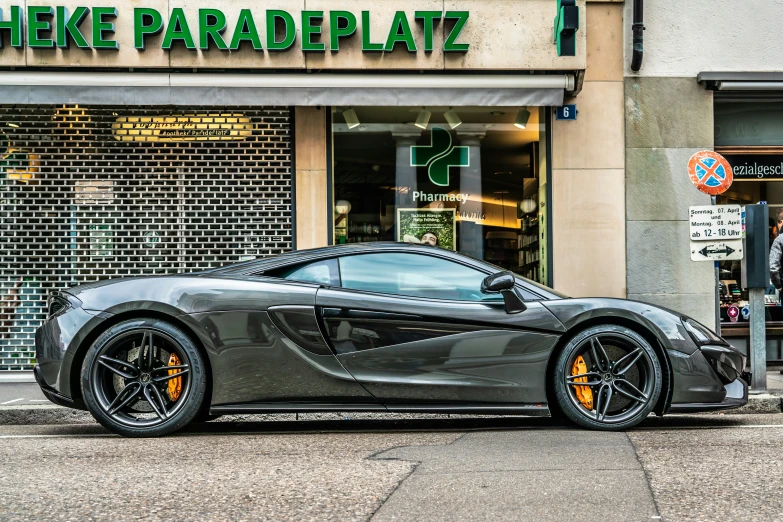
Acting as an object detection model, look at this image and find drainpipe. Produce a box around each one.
[630,0,645,72]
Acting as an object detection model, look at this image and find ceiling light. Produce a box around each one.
[520,198,537,213]
[514,108,531,129]
[415,109,431,129]
[7,122,19,128]
[343,108,360,129]
[334,200,352,214]
[490,111,505,116]
[444,109,462,129]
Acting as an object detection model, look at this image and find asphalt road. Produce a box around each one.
[0,382,47,405]
[2,414,783,521]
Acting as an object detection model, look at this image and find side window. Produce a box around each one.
[338,253,503,302]
[266,258,340,286]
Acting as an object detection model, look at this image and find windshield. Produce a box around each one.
[463,254,568,299]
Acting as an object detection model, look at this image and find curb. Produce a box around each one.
[0,405,95,425]
[0,372,36,384]
[723,394,783,415]
[1,396,782,426]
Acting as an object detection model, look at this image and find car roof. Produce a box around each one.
[205,242,566,300]
[208,243,445,274]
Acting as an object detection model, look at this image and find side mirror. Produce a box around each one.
[481,271,527,314]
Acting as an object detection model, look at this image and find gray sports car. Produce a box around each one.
[34,243,748,437]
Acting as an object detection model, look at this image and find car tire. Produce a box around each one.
[553,324,662,431]
[81,318,207,437]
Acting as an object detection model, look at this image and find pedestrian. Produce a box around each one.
[770,209,783,294]
[770,209,783,375]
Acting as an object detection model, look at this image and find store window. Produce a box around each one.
[714,99,783,361]
[331,106,550,285]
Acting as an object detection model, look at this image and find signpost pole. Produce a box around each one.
[743,204,769,393]
[711,195,721,336]
[749,287,767,392]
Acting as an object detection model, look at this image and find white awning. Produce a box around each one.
[698,72,783,91]
[0,72,575,107]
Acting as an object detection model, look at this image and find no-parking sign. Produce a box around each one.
[688,151,734,195]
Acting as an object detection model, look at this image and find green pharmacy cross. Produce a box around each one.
[553,0,579,57]
[410,127,469,187]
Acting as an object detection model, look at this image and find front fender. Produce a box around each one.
[542,298,699,355]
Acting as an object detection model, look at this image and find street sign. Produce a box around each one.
[689,205,742,241]
[727,305,740,323]
[555,105,577,120]
[688,150,734,195]
[690,240,743,261]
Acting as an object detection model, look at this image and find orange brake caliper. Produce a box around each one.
[167,353,183,401]
[572,355,594,409]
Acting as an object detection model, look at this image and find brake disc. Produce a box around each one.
[585,344,640,412]
[111,344,171,413]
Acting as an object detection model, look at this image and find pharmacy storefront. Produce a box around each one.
[0,1,589,372]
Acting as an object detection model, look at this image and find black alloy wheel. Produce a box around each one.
[82,318,207,437]
[553,324,662,431]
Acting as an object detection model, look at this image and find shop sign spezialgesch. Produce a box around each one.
[720,154,783,180]
[0,6,470,53]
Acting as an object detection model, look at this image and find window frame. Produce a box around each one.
[245,247,551,301]
[334,251,533,304]
[263,258,341,287]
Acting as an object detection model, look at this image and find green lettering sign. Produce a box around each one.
[0,6,24,48]
[443,11,469,52]
[162,8,195,50]
[414,11,440,52]
[4,7,475,54]
[134,8,163,50]
[329,11,356,52]
[385,11,416,52]
[229,9,262,51]
[28,6,54,49]
[92,7,119,50]
[266,10,295,51]
[56,7,90,49]
[301,11,324,52]
[199,9,227,50]
[361,11,383,52]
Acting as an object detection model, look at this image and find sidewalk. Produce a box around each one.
[766,368,783,392]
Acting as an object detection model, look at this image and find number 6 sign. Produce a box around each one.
[556,105,578,121]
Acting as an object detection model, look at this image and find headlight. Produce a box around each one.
[47,292,81,319]
[682,317,723,346]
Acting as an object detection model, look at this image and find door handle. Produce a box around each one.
[321,308,421,321]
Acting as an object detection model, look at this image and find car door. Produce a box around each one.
[315,252,567,406]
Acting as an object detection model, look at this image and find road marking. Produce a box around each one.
[640,424,783,430]
[30,399,50,402]
[0,398,24,405]
[0,434,115,439]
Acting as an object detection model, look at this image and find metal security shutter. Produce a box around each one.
[0,105,292,372]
